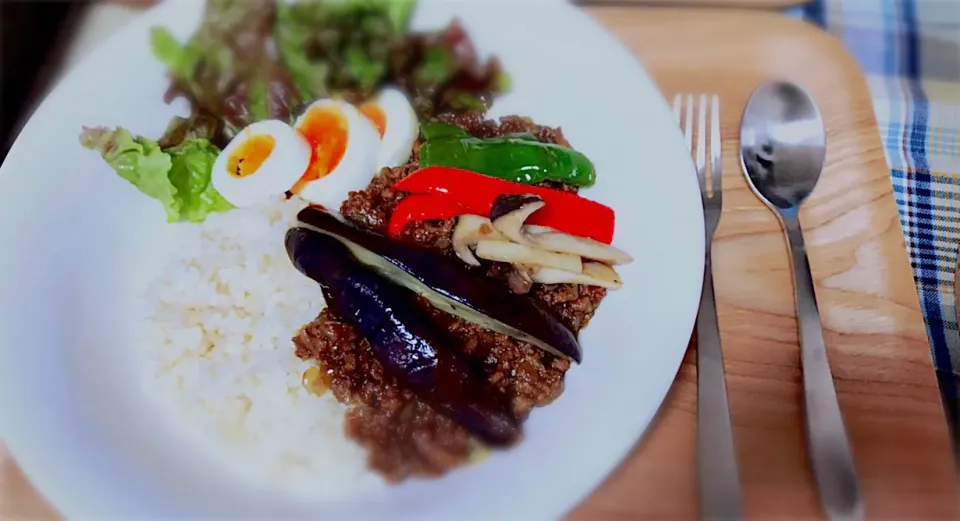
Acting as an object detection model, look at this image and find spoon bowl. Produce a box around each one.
[740,81,827,213]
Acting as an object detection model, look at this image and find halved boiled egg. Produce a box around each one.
[291,99,380,209]
[359,87,419,169]
[212,120,311,208]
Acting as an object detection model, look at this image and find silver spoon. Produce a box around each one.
[739,81,863,521]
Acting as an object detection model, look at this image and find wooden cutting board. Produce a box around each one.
[2,6,956,521]
[565,7,960,521]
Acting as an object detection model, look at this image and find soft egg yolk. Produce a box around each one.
[226,134,276,178]
[292,106,349,194]
[359,103,387,139]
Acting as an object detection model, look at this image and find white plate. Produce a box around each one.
[0,0,703,519]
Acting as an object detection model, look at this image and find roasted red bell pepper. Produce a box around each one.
[388,194,470,238]
[392,166,615,244]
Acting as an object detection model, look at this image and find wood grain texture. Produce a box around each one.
[1,6,957,521]
[566,7,960,521]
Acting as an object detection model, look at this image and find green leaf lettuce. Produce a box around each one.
[80,126,232,223]
[150,27,199,81]
[275,0,416,100]
[167,139,234,223]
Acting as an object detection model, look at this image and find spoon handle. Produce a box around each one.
[782,213,863,521]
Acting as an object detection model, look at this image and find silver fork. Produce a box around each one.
[674,94,743,521]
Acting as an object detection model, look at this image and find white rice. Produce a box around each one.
[138,197,379,498]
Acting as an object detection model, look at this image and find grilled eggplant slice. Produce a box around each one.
[296,206,582,363]
[286,227,521,446]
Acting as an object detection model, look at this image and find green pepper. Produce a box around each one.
[418,123,596,187]
[420,121,469,140]
[503,132,539,142]
[419,122,537,142]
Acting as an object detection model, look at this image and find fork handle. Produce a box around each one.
[783,213,863,521]
[697,252,744,521]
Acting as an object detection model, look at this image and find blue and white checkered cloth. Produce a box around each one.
[792,0,960,400]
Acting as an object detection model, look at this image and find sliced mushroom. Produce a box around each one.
[521,226,633,265]
[529,262,623,289]
[490,194,546,245]
[489,195,632,265]
[452,215,507,266]
[475,240,583,273]
[522,225,554,235]
[490,194,545,221]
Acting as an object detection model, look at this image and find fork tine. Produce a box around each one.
[710,95,722,196]
[697,94,708,193]
[690,96,710,193]
[677,94,710,196]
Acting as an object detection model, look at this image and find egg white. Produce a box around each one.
[368,88,419,169]
[294,99,380,210]
[211,120,311,208]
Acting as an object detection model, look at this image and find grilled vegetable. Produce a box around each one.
[474,240,583,272]
[297,206,583,362]
[286,228,520,446]
[529,262,623,290]
[489,194,546,245]
[388,194,470,238]
[420,121,469,140]
[419,121,542,142]
[520,225,633,265]
[419,123,596,187]
[490,195,633,265]
[392,167,616,244]
[451,214,506,266]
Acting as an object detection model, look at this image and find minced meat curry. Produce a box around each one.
[292,113,607,482]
